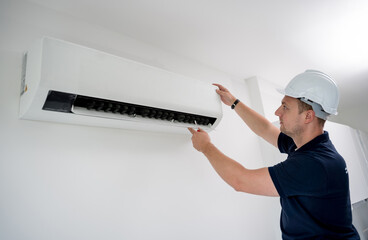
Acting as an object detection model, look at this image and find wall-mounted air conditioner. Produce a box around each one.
[19,37,223,133]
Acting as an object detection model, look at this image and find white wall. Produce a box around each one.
[247,76,283,123]
[0,0,281,239]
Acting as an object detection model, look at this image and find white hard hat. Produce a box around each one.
[278,70,339,120]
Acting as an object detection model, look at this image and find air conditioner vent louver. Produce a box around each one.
[43,90,216,127]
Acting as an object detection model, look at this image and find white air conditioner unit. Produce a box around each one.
[19,37,223,133]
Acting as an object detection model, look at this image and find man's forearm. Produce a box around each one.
[201,143,249,192]
[234,101,280,147]
[201,143,278,196]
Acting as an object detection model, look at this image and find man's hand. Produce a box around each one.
[188,129,278,197]
[213,83,237,106]
[188,128,212,153]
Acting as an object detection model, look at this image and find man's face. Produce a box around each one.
[275,96,305,138]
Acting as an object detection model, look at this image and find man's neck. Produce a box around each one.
[293,129,324,149]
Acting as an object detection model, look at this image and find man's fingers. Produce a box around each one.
[188,127,196,134]
[216,89,226,96]
[212,83,228,92]
[188,127,203,134]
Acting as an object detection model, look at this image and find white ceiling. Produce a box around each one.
[26,0,368,132]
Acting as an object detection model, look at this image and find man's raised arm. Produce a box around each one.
[213,84,280,148]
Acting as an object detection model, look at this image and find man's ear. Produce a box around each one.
[305,110,315,123]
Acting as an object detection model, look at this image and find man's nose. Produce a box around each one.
[275,106,281,117]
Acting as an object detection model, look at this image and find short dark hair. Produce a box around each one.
[297,99,326,127]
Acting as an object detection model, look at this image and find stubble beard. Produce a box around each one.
[280,123,304,139]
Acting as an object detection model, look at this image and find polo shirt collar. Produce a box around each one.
[295,131,329,152]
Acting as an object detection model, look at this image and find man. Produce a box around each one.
[188,70,360,239]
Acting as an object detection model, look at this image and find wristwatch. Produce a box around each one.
[231,99,240,109]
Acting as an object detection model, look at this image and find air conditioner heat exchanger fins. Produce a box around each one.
[19,37,223,133]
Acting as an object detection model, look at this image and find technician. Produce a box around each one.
[188,70,360,239]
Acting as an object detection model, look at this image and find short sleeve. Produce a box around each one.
[278,132,297,154]
[268,155,328,197]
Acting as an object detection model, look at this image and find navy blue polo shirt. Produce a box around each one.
[268,131,360,240]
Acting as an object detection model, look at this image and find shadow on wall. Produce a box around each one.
[353,199,368,240]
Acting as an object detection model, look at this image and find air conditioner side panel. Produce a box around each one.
[19,38,44,118]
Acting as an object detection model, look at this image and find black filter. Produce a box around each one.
[42,90,217,126]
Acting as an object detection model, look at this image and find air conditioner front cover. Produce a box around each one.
[19,37,223,133]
